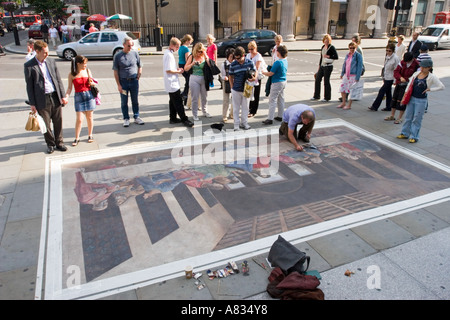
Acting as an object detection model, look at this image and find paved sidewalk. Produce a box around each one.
[0,38,449,301]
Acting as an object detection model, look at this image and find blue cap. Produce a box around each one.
[419,59,433,68]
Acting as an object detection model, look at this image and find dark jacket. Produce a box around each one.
[203,59,220,91]
[318,44,338,66]
[24,57,65,109]
[393,58,420,85]
[408,40,422,58]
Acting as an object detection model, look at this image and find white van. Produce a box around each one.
[418,24,450,50]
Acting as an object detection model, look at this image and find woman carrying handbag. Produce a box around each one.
[65,55,96,146]
[311,34,338,102]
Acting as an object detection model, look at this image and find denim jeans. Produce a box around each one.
[120,78,139,120]
[401,96,428,141]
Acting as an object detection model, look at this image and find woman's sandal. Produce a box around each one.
[384,115,395,121]
[88,136,94,143]
[394,119,402,124]
[72,139,80,146]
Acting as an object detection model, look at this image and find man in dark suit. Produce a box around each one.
[407,32,422,58]
[24,40,68,154]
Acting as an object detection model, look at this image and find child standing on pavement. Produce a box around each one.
[221,48,235,122]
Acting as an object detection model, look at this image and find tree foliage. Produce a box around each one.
[26,0,67,17]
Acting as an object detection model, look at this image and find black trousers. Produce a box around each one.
[249,79,262,115]
[179,63,190,98]
[37,92,63,147]
[313,65,333,101]
[169,90,188,122]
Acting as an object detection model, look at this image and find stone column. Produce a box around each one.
[373,0,389,38]
[242,0,256,30]
[424,0,436,27]
[199,0,215,40]
[313,0,331,40]
[344,0,362,39]
[280,0,295,41]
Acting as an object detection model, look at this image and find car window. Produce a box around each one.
[82,33,99,43]
[101,32,119,42]
[243,31,258,39]
[260,30,275,39]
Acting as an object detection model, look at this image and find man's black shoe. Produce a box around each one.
[183,120,194,127]
[56,145,68,152]
[170,118,182,124]
[274,117,282,121]
[47,146,54,154]
[262,119,273,125]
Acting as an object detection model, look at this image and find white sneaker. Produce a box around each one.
[123,119,130,127]
[243,124,251,130]
[193,116,200,121]
[203,112,212,118]
[134,117,145,125]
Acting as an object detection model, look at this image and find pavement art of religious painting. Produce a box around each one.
[37,120,450,299]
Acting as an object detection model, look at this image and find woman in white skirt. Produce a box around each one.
[338,42,363,110]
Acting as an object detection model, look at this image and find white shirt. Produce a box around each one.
[163,49,180,93]
[25,51,36,61]
[36,57,56,94]
[49,27,58,38]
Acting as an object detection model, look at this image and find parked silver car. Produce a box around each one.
[56,30,141,61]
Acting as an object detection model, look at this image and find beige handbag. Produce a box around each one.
[25,112,40,132]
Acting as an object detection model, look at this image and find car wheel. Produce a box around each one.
[433,43,438,51]
[63,49,76,61]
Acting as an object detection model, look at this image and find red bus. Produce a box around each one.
[19,14,42,27]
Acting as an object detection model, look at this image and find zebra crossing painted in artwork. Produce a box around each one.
[38,120,450,299]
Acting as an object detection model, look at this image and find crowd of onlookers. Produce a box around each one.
[23,30,445,155]
[311,31,444,144]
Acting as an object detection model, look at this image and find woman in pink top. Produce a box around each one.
[65,55,97,146]
[338,42,363,110]
[206,34,217,87]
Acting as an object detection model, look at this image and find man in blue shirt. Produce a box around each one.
[113,36,144,127]
[279,104,316,151]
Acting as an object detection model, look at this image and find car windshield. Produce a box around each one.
[229,31,246,39]
[422,27,443,36]
[126,32,137,40]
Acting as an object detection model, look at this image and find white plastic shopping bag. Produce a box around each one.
[36,113,47,134]
[349,79,364,101]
